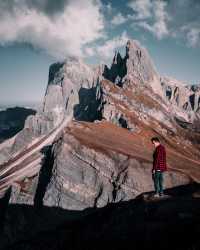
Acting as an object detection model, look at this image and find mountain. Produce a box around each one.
[0,107,36,143]
[0,39,200,249]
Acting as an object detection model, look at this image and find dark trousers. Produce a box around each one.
[153,171,163,194]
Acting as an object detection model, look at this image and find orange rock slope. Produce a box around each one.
[66,119,200,182]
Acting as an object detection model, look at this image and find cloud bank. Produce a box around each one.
[1,0,200,61]
[111,13,128,26]
[84,31,129,60]
[128,0,170,39]
[96,31,129,59]
[0,0,105,59]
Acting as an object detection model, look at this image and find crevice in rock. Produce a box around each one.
[166,86,172,100]
[183,102,189,111]
[189,94,195,110]
[118,114,128,129]
[94,184,103,208]
[34,145,55,209]
[111,180,119,202]
[111,159,129,202]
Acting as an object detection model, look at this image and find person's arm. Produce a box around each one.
[152,148,157,173]
[152,146,162,172]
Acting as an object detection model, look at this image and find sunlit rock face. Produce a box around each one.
[26,58,101,136]
[161,77,199,111]
[161,77,200,126]
[41,121,191,210]
[103,40,163,97]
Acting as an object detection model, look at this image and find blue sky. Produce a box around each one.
[0,0,200,105]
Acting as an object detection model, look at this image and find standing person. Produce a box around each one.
[151,137,167,197]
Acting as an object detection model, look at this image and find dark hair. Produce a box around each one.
[151,137,160,143]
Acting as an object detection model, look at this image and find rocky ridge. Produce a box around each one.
[0,39,200,248]
[3,39,200,207]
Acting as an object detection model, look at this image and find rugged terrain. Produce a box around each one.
[0,39,200,249]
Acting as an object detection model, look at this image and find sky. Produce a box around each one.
[0,0,200,105]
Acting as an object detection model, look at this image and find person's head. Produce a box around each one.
[151,137,160,148]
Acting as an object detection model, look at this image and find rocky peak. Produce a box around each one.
[125,40,163,96]
[103,40,163,97]
[23,57,101,138]
[161,77,200,119]
[48,57,95,88]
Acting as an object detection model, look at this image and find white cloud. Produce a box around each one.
[0,0,105,59]
[96,31,129,59]
[182,26,200,47]
[128,0,152,20]
[84,47,95,57]
[187,29,200,47]
[111,13,128,26]
[128,0,170,39]
[83,32,129,61]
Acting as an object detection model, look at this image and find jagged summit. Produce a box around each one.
[0,38,199,147]
[125,39,159,81]
[103,39,163,96]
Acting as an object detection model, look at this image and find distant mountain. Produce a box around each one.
[0,107,36,143]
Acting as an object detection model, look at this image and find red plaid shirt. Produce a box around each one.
[153,144,167,172]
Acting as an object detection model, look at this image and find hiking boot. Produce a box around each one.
[153,193,160,198]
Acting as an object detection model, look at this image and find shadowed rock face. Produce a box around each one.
[103,52,127,87]
[73,84,103,122]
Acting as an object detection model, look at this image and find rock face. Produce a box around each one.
[161,77,200,122]
[103,40,163,96]
[42,121,192,210]
[25,58,100,137]
[1,39,200,248]
[5,58,102,157]
[6,40,200,151]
